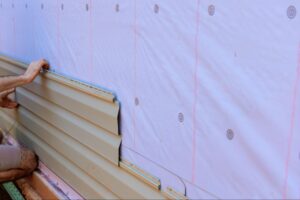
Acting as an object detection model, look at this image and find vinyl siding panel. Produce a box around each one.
[16,87,119,164]
[0,110,118,199]
[0,55,166,199]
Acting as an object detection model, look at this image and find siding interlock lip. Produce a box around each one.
[120,159,161,190]
[0,55,115,103]
[163,187,188,200]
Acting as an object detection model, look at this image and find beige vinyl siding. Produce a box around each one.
[0,55,166,199]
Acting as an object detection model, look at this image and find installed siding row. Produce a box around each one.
[0,55,165,199]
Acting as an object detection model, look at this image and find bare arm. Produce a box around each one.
[0,59,49,92]
[0,75,27,93]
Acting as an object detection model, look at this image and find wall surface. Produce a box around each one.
[0,0,299,199]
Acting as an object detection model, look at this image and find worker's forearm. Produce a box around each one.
[0,75,27,92]
[0,59,48,92]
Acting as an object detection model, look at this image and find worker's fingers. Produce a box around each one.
[5,102,18,109]
[8,101,18,107]
[2,99,18,109]
[39,59,49,70]
[24,59,50,83]
[0,88,15,98]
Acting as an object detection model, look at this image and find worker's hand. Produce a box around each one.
[0,88,18,109]
[22,59,49,83]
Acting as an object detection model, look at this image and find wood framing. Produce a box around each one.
[22,172,67,200]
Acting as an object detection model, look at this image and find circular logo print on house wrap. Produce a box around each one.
[226,129,234,140]
[134,97,139,106]
[154,4,159,14]
[178,113,184,123]
[115,4,120,12]
[287,5,297,19]
[208,5,215,16]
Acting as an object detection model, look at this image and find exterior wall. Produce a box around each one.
[0,1,299,198]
